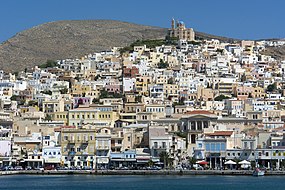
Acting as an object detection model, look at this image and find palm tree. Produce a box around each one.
[159,151,172,169]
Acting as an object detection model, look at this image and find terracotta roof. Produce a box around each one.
[205,131,233,136]
[54,126,76,132]
[186,110,215,115]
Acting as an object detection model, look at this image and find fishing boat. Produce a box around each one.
[253,168,265,176]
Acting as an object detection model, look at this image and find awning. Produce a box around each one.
[196,160,209,165]
[225,160,236,165]
[238,160,250,165]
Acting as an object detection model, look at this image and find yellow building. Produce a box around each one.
[71,83,92,97]
[135,76,152,96]
[156,75,168,85]
[42,99,65,114]
[51,111,69,125]
[60,126,111,168]
[164,84,179,99]
[61,127,96,168]
[68,106,119,127]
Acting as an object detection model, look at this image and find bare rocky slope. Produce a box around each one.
[0,20,242,72]
[261,46,285,61]
[0,20,169,72]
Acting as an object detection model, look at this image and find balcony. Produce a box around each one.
[68,151,76,156]
[81,152,89,156]
[67,139,75,143]
[96,146,110,150]
[152,146,167,150]
[81,140,89,144]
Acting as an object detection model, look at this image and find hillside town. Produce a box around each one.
[2,19,285,171]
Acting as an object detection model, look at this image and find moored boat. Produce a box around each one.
[253,168,265,176]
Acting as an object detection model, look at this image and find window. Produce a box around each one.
[162,142,166,149]
[191,134,196,144]
[154,142,158,148]
[191,122,195,130]
[197,121,202,130]
[203,121,208,128]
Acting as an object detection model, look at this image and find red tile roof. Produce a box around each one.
[186,110,214,115]
[205,131,233,136]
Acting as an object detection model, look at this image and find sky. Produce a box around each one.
[0,0,284,43]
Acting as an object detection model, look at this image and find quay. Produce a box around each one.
[1,170,285,176]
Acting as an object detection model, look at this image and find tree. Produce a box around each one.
[167,77,174,84]
[10,95,18,101]
[39,60,58,69]
[188,157,197,168]
[214,95,230,101]
[13,71,19,77]
[41,90,52,95]
[157,59,169,69]
[267,83,277,92]
[216,48,224,54]
[159,151,172,168]
[147,160,154,167]
[113,92,123,98]
[45,114,52,121]
[188,41,201,45]
[59,88,68,94]
[28,100,38,107]
[92,98,100,104]
[99,89,109,99]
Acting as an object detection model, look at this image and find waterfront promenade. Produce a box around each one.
[1,169,285,176]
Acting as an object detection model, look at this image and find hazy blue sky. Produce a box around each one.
[0,0,284,43]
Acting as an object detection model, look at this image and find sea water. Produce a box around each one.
[0,175,284,190]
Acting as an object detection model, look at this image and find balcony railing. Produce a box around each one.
[96,146,110,150]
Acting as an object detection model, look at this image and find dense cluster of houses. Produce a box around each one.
[1,20,285,170]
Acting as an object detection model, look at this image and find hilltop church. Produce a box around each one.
[168,18,195,41]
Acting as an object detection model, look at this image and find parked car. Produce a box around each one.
[35,167,44,171]
[82,166,92,170]
[14,166,23,170]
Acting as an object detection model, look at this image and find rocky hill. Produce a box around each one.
[261,46,285,60]
[0,20,168,72]
[0,20,245,72]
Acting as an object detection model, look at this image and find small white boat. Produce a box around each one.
[253,168,265,176]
